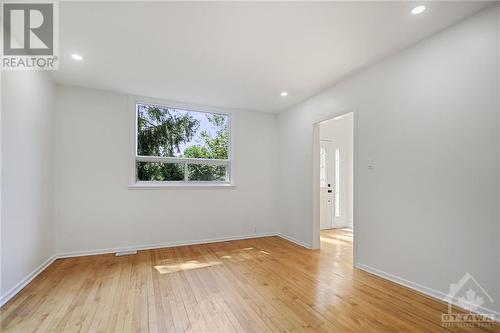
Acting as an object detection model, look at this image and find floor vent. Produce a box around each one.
[115,250,138,256]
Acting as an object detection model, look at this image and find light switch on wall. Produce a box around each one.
[367,160,376,170]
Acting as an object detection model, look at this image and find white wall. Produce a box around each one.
[497,4,500,311]
[54,85,278,255]
[1,71,56,301]
[319,113,353,228]
[278,6,500,313]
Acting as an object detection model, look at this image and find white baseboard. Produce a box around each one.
[276,232,313,249]
[0,231,312,308]
[57,232,278,259]
[0,255,57,307]
[355,263,500,323]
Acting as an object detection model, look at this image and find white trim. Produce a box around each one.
[128,183,236,190]
[56,232,278,259]
[136,156,230,165]
[312,122,321,250]
[0,255,57,307]
[133,95,237,116]
[352,109,359,265]
[355,263,500,323]
[277,233,314,250]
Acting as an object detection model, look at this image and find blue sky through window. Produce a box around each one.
[177,111,226,157]
[137,103,229,158]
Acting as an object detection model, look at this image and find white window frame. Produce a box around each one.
[334,147,341,217]
[128,96,235,189]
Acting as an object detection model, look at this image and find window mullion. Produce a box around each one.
[136,155,229,165]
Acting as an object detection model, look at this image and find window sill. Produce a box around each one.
[128,183,236,190]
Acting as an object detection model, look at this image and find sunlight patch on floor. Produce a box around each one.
[214,247,271,261]
[320,237,348,246]
[154,260,222,274]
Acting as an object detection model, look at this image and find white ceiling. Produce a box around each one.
[53,1,492,113]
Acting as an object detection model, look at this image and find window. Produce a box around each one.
[134,102,231,185]
[320,146,327,187]
[334,147,340,217]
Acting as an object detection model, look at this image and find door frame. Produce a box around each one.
[312,108,358,265]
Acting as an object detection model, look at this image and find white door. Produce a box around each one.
[320,141,334,230]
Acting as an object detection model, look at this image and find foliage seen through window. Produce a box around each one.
[136,103,230,182]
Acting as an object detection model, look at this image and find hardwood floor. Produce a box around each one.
[1,229,498,332]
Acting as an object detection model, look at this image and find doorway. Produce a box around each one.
[314,112,354,251]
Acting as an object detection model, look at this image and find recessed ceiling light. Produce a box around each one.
[411,5,426,15]
[71,54,83,61]
[280,92,288,97]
